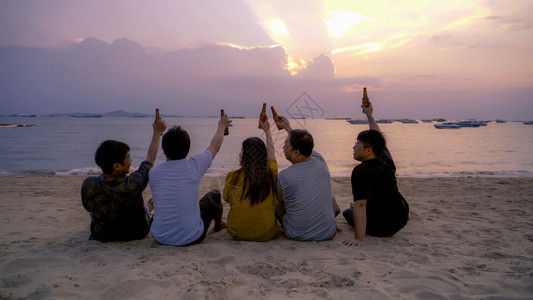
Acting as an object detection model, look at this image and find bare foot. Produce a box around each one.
[213,221,226,232]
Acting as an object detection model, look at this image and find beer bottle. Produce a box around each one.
[258,103,267,129]
[271,106,283,130]
[155,108,161,120]
[221,109,229,136]
[362,87,369,108]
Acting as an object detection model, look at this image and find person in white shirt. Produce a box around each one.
[149,115,231,246]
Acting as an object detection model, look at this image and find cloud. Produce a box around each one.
[0,38,365,117]
[296,54,335,79]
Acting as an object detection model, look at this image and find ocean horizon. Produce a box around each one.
[1,116,533,178]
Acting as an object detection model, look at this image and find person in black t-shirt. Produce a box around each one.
[343,102,409,246]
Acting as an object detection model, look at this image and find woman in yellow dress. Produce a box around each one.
[223,118,280,241]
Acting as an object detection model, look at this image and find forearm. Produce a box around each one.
[353,203,367,240]
[145,131,162,164]
[207,127,225,158]
[366,114,381,132]
[265,131,275,160]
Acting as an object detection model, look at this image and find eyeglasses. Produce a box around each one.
[355,141,372,149]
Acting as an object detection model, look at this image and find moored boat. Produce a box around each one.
[347,119,367,124]
[0,123,39,128]
[455,121,482,127]
[434,122,460,129]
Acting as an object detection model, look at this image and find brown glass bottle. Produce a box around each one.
[258,103,267,129]
[362,87,369,107]
[221,109,229,135]
[271,106,283,130]
[156,108,161,120]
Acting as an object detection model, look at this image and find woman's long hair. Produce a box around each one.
[230,137,276,206]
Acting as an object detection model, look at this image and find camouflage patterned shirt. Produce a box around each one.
[81,161,152,242]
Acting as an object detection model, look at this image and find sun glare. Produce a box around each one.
[285,56,306,76]
[268,20,289,37]
[325,10,373,38]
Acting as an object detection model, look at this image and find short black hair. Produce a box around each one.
[95,140,130,174]
[288,129,314,157]
[162,126,190,160]
[357,129,386,156]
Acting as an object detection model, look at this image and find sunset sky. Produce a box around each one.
[1,0,532,120]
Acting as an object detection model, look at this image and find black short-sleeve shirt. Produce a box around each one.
[351,149,409,237]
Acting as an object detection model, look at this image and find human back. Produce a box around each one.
[149,118,229,246]
[149,149,211,245]
[275,119,338,241]
[278,150,337,241]
[223,123,280,241]
[81,112,167,242]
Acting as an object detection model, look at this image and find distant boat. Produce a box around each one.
[70,114,103,118]
[434,122,460,129]
[7,114,37,117]
[347,119,367,124]
[455,121,482,127]
[495,119,507,123]
[524,121,533,125]
[376,119,393,123]
[0,123,39,128]
[421,119,433,123]
[326,117,350,120]
[400,119,419,124]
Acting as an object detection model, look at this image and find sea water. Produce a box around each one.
[1,117,532,178]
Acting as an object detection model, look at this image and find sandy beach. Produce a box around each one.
[1,176,532,299]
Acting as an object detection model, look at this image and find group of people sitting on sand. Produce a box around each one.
[81,102,410,246]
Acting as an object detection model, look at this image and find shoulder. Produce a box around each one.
[82,175,100,188]
[193,149,213,162]
[225,170,237,181]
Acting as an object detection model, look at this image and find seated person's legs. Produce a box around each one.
[184,190,224,246]
[343,207,355,227]
[199,189,225,232]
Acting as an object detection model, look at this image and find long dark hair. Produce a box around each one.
[230,137,276,206]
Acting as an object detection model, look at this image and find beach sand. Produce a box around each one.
[1,176,532,299]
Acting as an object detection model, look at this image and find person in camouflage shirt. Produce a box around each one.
[81,112,166,242]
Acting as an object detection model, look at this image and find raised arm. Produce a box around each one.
[207,114,231,159]
[260,118,276,160]
[276,115,293,133]
[363,102,381,132]
[145,112,167,164]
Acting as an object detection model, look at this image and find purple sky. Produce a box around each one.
[1,0,532,120]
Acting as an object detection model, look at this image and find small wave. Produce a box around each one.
[55,166,101,176]
[397,170,533,178]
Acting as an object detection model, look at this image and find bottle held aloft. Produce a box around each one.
[221,109,229,136]
[362,87,369,108]
[258,103,267,129]
[271,106,283,130]
[156,108,161,120]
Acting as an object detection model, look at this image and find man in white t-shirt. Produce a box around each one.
[149,115,231,246]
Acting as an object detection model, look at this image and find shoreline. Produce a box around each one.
[1,176,532,298]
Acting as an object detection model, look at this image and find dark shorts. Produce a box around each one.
[184,190,222,246]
